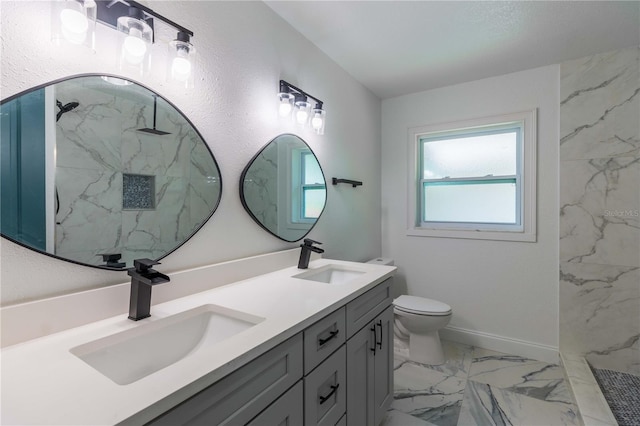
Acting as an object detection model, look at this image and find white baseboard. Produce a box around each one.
[440,325,559,364]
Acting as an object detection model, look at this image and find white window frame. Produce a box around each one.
[407,110,537,242]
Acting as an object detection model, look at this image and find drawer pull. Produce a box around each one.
[319,384,340,405]
[318,330,339,347]
[376,320,383,349]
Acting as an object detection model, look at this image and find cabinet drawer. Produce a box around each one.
[346,278,392,338]
[247,380,303,426]
[304,307,346,374]
[304,345,346,426]
[148,334,303,426]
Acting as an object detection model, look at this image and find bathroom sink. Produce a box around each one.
[70,304,264,385]
[293,265,365,285]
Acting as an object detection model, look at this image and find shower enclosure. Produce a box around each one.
[559,46,639,425]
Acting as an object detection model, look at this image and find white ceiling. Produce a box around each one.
[265,1,640,99]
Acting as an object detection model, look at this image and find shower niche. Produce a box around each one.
[0,75,222,269]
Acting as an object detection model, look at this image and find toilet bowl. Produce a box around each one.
[393,295,452,365]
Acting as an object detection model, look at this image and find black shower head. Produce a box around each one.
[137,95,171,136]
[56,100,80,122]
[137,127,171,136]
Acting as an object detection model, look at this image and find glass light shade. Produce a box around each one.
[294,101,311,125]
[278,93,294,118]
[311,108,326,135]
[101,76,133,86]
[116,14,152,76]
[168,37,196,88]
[51,0,96,49]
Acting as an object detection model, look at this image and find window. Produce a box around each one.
[408,110,537,242]
[289,148,326,225]
[300,151,325,219]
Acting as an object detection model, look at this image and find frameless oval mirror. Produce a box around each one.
[1,74,222,270]
[240,134,326,242]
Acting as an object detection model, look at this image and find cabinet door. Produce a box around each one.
[373,306,394,426]
[246,381,303,426]
[346,320,376,426]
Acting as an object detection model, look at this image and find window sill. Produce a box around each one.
[406,226,537,242]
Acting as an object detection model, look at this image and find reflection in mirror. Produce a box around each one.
[240,134,326,242]
[1,75,222,269]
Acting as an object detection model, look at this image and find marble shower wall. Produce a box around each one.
[54,79,218,267]
[559,46,640,375]
[243,143,279,236]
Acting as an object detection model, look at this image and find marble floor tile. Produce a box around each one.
[468,347,572,404]
[394,339,475,378]
[393,361,466,426]
[382,409,438,426]
[457,381,580,426]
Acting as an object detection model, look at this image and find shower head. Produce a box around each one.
[56,100,80,122]
[137,127,172,136]
[137,95,171,136]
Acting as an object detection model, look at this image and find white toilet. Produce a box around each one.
[393,295,452,365]
[366,258,452,366]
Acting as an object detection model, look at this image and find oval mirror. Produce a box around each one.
[0,75,222,270]
[240,134,326,242]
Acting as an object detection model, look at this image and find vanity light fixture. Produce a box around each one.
[278,80,326,135]
[51,0,196,86]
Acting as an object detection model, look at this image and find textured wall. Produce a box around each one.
[0,1,382,305]
[559,46,640,375]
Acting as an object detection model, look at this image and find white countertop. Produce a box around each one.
[1,258,395,425]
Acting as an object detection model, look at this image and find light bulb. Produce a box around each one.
[123,28,147,65]
[295,109,309,124]
[311,107,326,135]
[311,114,323,130]
[60,8,88,44]
[278,93,294,117]
[279,103,292,117]
[171,57,192,82]
[294,100,311,125]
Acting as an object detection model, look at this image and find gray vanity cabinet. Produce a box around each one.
[246,381,303,426]
[147,334,303,426]
[346,305,394,426]
[145,278,393,426]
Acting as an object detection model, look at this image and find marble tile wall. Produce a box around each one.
[54,79,218,266]
[242,143,279,235]
[559,46,640,375]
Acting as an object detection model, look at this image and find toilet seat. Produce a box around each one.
[394,295,452,316]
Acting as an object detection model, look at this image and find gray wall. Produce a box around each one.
[381,65,560,360]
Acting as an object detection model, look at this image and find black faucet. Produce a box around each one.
[127,258,170,321]
[98,253,126,269]
[298,238,324,269]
